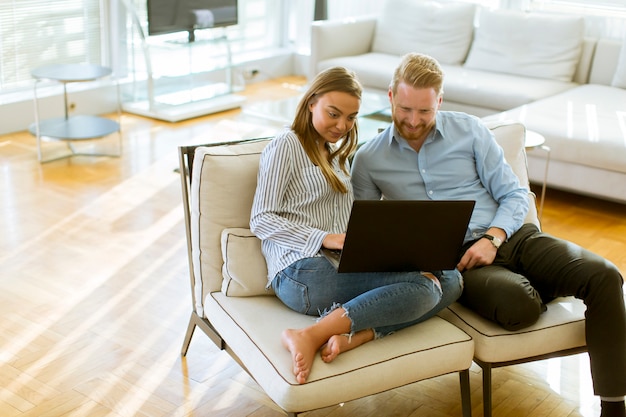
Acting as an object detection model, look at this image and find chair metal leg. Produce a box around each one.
[459,369,472,417]
[181,311,225,356]
[181,312,197,356]
[482,363,493,417]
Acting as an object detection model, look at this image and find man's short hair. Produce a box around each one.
[391,53,444,96]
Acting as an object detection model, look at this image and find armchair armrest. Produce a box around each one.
[310,16,377,79]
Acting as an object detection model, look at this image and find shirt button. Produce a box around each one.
[428,190,434,195]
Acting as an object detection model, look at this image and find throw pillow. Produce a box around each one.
[372,0,475,65]
[464,9,584,82]
[220,227,274,297]
[612,38,626,88]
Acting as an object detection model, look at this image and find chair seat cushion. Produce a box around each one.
[438,297,586,364]
[205,292,474,412]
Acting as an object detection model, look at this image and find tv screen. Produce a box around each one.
[147,0,238,41]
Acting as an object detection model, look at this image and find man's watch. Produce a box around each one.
[482,233,503,249]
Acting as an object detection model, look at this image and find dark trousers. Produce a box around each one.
[460,223,626,397]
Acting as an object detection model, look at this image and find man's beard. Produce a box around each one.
[393,116,436,142]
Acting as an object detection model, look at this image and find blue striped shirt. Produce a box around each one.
[250,129,353,282]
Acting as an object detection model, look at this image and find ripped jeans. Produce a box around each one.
[271,256,463,338]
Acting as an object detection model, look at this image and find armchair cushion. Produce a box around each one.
[220,227,273,296]
[439,297,586,363]
[190,138,272,315]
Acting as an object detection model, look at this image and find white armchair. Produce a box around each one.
[178,137,475,416]
[438,121,588,417]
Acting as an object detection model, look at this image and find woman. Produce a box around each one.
[250,67,462,384]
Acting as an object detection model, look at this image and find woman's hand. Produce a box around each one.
[322,233,345,250]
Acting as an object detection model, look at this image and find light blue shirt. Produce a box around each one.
[351,111,529,244]
[250,129,353,281]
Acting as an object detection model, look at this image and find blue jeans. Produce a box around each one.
[271,256,463,338]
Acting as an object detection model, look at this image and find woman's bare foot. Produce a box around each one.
[320,329,375,363]
[281,328,318,384]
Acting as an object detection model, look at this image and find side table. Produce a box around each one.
[524,130,551,220]
[29,64,122,163]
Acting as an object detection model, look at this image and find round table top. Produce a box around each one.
[31,64,112,82]
[525,130,546,149]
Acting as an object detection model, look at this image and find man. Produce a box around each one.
[351,52,626,417]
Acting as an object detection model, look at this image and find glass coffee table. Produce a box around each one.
[243,89,392,141]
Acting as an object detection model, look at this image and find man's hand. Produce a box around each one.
[322,233,345,250]
[456,237,497,272]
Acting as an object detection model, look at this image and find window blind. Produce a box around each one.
[0,0,103,92]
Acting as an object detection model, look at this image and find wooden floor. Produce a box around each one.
[1,76,625,417]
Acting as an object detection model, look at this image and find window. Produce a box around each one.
[0,0,104,92]
[528,0,626,16]
[526,0,626,37]
[0,0,285,97]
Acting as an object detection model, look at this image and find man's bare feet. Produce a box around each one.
[281,328,318,384]
[320,329,375,363]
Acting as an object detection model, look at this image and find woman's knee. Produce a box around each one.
[439,270,463,301]
[272,272,311,315]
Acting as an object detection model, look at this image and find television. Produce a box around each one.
[147,0,238,42]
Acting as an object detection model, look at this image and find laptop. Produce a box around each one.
[321,200,475,273]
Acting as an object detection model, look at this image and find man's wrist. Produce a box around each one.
[482,233,503,249]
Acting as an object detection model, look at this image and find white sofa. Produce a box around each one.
[310,0,626,203]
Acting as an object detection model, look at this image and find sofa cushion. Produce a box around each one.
[465,9,584,82]
[441,64,578,112]
[316,52,400,91]
[488,84,626,175]
[612,38,626,88]
[220,227,274,296]
[372,0,475,65]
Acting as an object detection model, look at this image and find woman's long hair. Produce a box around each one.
[291,67,362,194]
